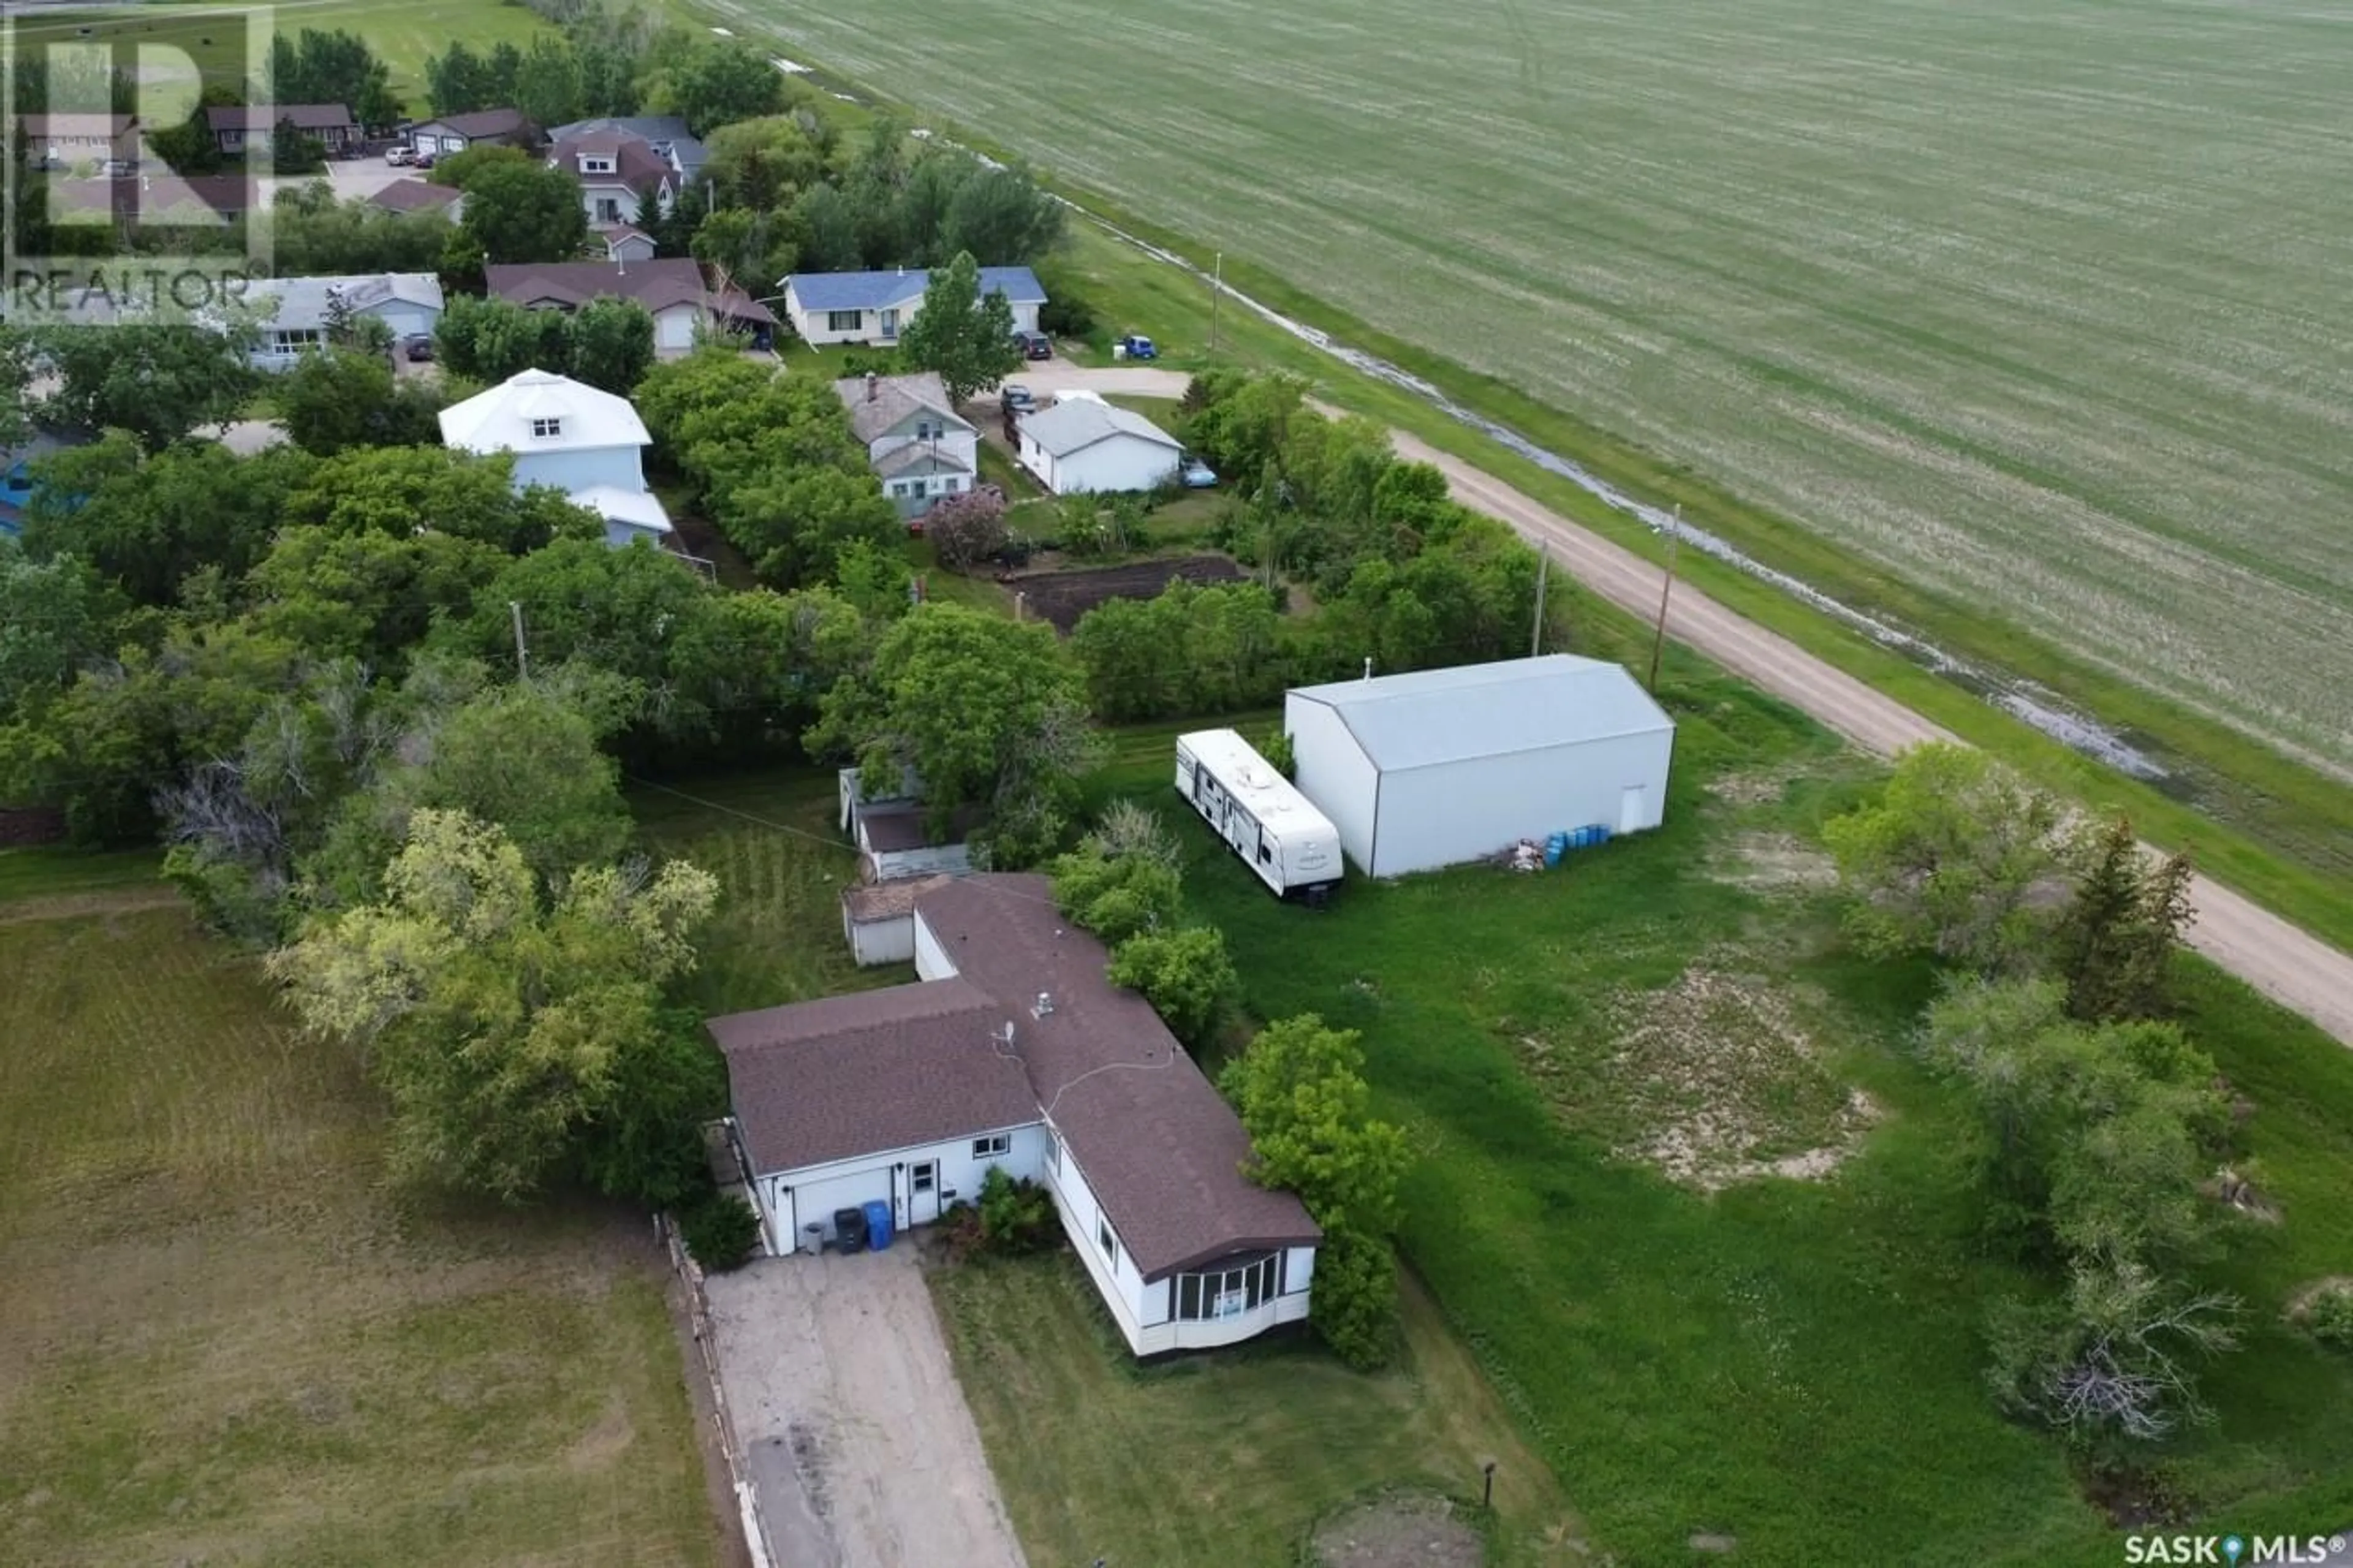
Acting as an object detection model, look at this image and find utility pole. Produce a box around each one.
[1209,251,1223,355]
[509,599,530,683]
[1646,506,1680,694]
[1529,543,1548,657]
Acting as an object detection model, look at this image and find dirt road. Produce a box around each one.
[1031,367,2353,1047]
[703,1248,1028,1568]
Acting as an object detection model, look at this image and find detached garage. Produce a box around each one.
[1017,393,1183,494]
[1284,654,1675,877]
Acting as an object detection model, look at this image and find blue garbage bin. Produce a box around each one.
[863,1199,894,1251]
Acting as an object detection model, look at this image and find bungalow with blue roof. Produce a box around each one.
[0,431,93,542]
[779,265,1047,348]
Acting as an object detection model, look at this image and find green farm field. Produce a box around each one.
[6,0,549,108]
[707,0,2353,778]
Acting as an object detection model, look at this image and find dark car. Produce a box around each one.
[1012,329,1052,362]
[403,333,434,363]
[1000,382,1036,412]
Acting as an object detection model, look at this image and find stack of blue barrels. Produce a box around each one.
[1544,825,1614,868]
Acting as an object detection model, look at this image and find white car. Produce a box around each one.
[385,146,415,166]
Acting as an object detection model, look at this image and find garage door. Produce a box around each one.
[377,309,428,341]
[656,309,697,350]
[782,1167,894,1251]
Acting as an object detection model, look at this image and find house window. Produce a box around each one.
[583,156,615,174]
[271,328,322,354]
[1174,1254,1281,1321]
[530,416,563,438]
[971,1133,1011,1160]
[1096,1214,1120,1270]
[593,196,622,222]
[825,309,863,333]
[915,419,934,440]
[944,476,961,493]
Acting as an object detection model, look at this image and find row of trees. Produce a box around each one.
[1822,744,2233,1449]
[1048,805,1238,1048]
[436,294,655,393]
[1048,372,1563,724]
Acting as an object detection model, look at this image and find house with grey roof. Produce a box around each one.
[235,272,444,368]
[206,103,357,153]
[1284,654,1677,877]
[485,258,775,354]
[546,115,708,185]
[780,265,1046,347]
[708,873,1321,1357]
[548,127,678,232]
[832,369,979,518]
[366,178,466,220]
[406,107,538,158]
[1015,390,1183,495]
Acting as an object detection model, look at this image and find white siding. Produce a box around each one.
[844,910,917,967]
[754,1123,1047,1251]
[509,444,645,494]
[913,909,955,982]
[1369,727,1675,876]
[600,517,667,549]
[1284,695,1382,876]
[789,292,1039,347]
[1042,1124,1314,1356]
[1045,433,1181,496]
[653,303,697,349]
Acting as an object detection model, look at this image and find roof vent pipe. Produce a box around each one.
[1362,656,1373,681]
[1033,991,1053,1018]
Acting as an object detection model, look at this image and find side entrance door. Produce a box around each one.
[1618,783,1648,835]
[879,308,900,341]
[909,1159,941,1225]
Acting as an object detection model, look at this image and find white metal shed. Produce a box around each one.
[1284,655,1675,877]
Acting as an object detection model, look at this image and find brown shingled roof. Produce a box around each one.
[914,876,1320,1279]
[710,977,1037,1172]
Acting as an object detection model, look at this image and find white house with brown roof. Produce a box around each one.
[709,874,1320,1357]
[17,112,138,165]
[833,371,979,518]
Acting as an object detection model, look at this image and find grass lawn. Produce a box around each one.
[935,1255,1585,1566]
[1078,623,2353,1564]
[0,879,717,1566]
[10,0,550,109]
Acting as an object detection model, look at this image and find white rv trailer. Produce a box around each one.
[1174,729,1343,901]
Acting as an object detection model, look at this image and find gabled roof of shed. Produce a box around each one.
[1289,654,1674,771]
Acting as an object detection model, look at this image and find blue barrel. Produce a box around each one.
[1544,831,1568,867]
[1593,825,1612,846]
[863,1199,894,1251]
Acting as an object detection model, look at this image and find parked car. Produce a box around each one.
[385,146,415,165]
[1117,334,1158,360]
[403,333,434,363]
[1011,329,1052,361]
[1179,456,1217,488]
[413,153,435,170]
[1000,382,1036,412]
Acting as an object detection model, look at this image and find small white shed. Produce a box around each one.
[1016,393,1182,494]
[1284,655,1675,878]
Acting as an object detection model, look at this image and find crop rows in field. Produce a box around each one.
[718,0,2353,774]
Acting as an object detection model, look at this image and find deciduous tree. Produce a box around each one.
[460,158,589,265]
[664,39,785,136]
[269,808,719,1200]
[1221,1013,1411,1368]
[808,603,1093,856]
[894,250,1021,404]
[1823,742,2071,974]
[1106,925,1235,1049]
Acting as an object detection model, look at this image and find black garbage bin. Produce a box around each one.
[832,1206,868,1254]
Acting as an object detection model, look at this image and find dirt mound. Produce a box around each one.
[1603,966,1877,1191]
[1314,1493,1484,1568]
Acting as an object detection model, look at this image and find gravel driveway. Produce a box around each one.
[703,1248,1027,1568]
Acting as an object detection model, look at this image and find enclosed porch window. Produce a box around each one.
[1173,1252,1281,1321]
